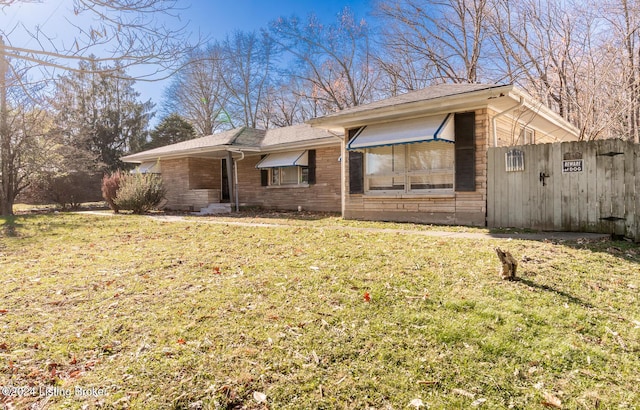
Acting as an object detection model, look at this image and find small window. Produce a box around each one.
[269,166,309,186]
[519,127,535,144]
[506,149,525,172]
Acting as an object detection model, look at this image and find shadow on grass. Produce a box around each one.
[515,277,594,309]
[1,213,89,238]
[222,208,341,222]
[1,216,22,237]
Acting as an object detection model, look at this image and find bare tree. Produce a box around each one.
[163,45,234,136]
[259,78,322,128]
[1,0,196,81]
[0,77,50,215]
[219,31,273,129]
[490,0,639,140]
[269,7,377,113]
[0,0,196,215]
[598,0,640,142]
[375,0,495,85]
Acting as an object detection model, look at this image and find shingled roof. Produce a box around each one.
[121,124,337,163]
[311,84,507,121]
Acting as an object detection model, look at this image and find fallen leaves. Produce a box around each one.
[408,398,425,408]
[542,392,563,408]
[452,388,475,398]
[253,391,267,403]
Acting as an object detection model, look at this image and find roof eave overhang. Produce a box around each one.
[485,87,580,140]
[121,145,262,163]
[259,137,341,153]
[121,138,341,163]
[308,85,515,132]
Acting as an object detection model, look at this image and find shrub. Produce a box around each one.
[32,171,102,211]
[102,171,123,213]
[113,172,166,214]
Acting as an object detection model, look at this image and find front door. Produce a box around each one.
[221,159,230,202]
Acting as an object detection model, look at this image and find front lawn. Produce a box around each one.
[1,213,639,409]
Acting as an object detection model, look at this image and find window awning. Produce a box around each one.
[347,114,454,150]
[256,151,308,168]
[134,161,161,173]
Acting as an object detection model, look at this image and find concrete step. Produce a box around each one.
[192,203,232,215]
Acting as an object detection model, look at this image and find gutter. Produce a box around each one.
[492,96,525,147]
[226,148,245,212]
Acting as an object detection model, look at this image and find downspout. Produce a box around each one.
[492,96,525,147]
[226,149,245,212]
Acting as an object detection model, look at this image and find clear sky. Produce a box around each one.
[1,0,375,111]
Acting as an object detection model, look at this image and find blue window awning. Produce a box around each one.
[347,114,454,150]
[256,151,308,168]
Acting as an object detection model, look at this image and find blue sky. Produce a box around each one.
[155,0,375,108]
[1,0,375,110]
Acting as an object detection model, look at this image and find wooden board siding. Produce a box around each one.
[490,108,564,146]
[236,146,342,212]
[343,109,489,226]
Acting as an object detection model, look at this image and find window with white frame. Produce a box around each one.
[519,126,535,144]
[364,141,454,193]
[269,166,309,186]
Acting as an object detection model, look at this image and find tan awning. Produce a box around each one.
[347,114,454,150]
[256,151,308,168]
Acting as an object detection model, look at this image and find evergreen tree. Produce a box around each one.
[145,113,196,150]
[50,60,154,171]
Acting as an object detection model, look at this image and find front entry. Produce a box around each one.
[221,159,230,202]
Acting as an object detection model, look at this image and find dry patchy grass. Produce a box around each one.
[0,213,639,409]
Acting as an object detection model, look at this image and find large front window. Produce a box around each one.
[365,141,454,193]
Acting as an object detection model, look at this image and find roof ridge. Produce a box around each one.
[228,126,248,145]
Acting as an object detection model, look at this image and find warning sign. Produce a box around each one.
[562,159,583,173]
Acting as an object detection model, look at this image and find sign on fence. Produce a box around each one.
[562,159,583,173]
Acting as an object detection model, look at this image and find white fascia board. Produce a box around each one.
[308,85,515,130]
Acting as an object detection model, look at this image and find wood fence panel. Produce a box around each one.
[583,142,599,231]
[624,141,636,237]
[635,146,640,240]
[611,139,627,235]
[550,142,563,229]
[487,139,640,240]
[596,140,612,233]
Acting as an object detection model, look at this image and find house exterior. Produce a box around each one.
[122,84,578,225]
[121,124,342,213]
[307,84,579,226]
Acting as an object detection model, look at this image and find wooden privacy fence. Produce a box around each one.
[487,139,640,240]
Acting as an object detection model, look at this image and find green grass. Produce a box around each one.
[1,213,639,409]
[189,209,492,234]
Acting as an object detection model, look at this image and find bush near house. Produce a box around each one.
[101,171,123,213]
[112,172,166,214]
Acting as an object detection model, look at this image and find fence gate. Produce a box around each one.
[487,139,640,240]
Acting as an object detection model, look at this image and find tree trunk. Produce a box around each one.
[0,36,13,217]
